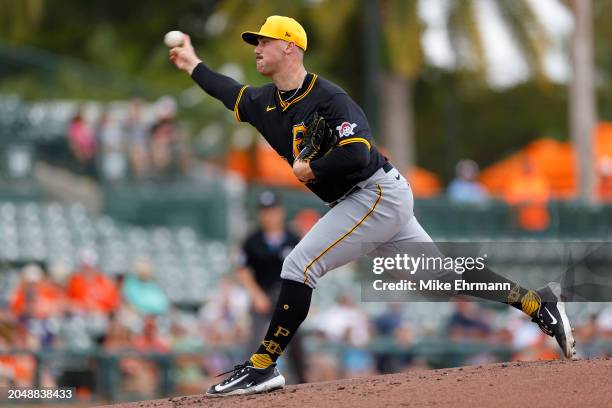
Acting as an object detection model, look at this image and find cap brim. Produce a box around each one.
[241,31,275,46]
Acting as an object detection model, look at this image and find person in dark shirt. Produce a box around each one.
[169,15,575,397]
[235,191,305,383]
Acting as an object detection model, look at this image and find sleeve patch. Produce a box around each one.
[336,122,357,138]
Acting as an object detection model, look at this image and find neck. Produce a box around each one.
[272,65,308,91]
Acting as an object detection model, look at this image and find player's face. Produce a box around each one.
[254,37,287,75]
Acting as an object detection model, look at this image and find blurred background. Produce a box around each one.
[1,0,612,404]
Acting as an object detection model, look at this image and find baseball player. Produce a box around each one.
[169,16,575,397]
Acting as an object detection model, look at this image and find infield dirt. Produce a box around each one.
[98,358,612,408]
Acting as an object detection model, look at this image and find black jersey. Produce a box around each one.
[237,229,300,295]
[191,64,387,203]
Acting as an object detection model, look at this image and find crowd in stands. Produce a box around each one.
[447,157,552,231]
[2,247,611,400]
[66,98,189,182]
[60,95,612,211]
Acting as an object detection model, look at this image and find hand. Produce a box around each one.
[293,160,315,183]
[169,34,202,75]
[253,293,272,314]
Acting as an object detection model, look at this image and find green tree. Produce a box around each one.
[378,0,549,172]
[0,0,45,41]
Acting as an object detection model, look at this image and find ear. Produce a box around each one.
[284,41,296,55]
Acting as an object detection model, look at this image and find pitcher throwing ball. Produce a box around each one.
[169,15,576,397]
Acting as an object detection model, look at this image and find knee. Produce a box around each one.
[281,252,316,289]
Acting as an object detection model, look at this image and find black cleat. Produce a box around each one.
[206,361,285,397]
[531,282,576,359]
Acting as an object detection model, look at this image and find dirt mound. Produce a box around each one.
[98,358,612,408]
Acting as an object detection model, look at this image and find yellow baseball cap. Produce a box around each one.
[242,16,307,51]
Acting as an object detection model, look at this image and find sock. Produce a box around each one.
[459,266,541,316]
[250,279,312,369]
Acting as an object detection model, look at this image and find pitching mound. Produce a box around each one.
[98,358,612,408]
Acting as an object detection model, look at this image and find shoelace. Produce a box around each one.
[216,363,249,383]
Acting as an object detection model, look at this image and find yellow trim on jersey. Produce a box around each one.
[302,184,383,285]
[234,85,249,122]
[277,74,318,112]
[338,137,371,150]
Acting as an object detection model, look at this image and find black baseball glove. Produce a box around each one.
[296,112,337,162]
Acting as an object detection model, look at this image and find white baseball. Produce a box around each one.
[164,31,184,48]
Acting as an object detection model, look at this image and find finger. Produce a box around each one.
[183,34,192,47]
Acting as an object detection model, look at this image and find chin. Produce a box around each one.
[257,66,271,76]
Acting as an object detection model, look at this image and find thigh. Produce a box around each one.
[369,215,437,265]
[281,182,405,288]
[370,216,458,298]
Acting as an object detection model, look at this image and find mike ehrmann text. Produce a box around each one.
[372,279,511,292]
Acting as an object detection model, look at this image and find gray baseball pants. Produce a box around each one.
[280,166,453,289]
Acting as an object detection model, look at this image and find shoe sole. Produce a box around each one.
[206,374,285,398]
[548,283,577,359]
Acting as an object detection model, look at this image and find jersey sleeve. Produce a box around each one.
[234,86,267,126]
[323,93,372,151]
[191,63,265,126]
[191,63,245,111]
[310,141,370,179]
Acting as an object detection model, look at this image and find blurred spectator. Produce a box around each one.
[149,96,189,178]
[150,118,177,177]
[167,317,207,394]
[0,306,37,387]
[314,293,374,378]
[122,258,169,316]
[372,304,415,374]
[102,317,145,396]
[235,191,306,382]
[102,317,133,352]
[198,277,249,346]
[103,315,169,398]
[123,99,151,180]
[66,249,120,314]
[128,316,170,397]
[595,305,612,338]
[504,156,551,232]
[95,111,124,154]
[574,314,599,358]
[10,263,66,320]
[447,159,488,204]
[95,110,127,181]
[446,298,490,340]
[131,316,170,353]
[169,316,202,352]
[596,156,612,202]
[314,293,372,347]
[67,111,96,164]
[373,303,404,336]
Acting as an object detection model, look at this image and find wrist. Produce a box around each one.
[188,59,202,75]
